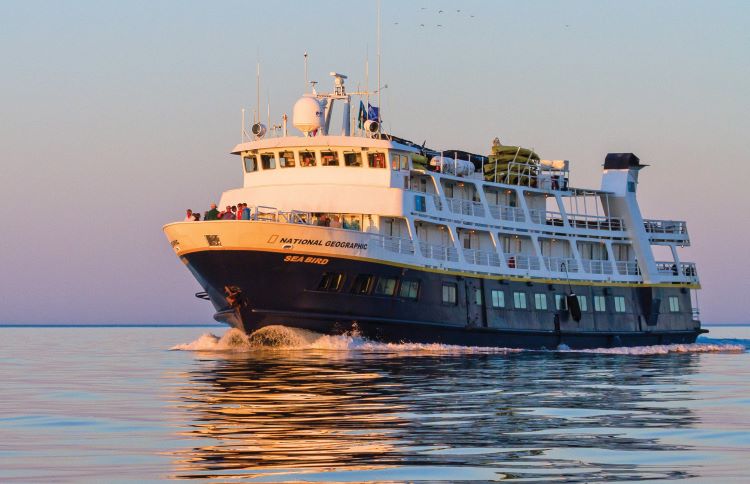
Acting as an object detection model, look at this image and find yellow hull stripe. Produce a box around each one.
[176,246,700,290]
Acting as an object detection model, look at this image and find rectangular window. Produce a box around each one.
[243,155,258,173]
[260,153,276,170]
[391,153,400,170]
[534,293,548,310]
[614,296,627,313]
[669,296,680,312]
[555,294,567,311]
[442,283,457,305]
[444,183,454,198]
[321,150,339,166]
[401,155,409,170]
[491,290,505,308]
[399,280,420,299]
[351,274,373,294]
[374,277,398,296]
[594,295,606,312]
[474,288,483,306]
[368,152,386,168]
[513,292,527,309]
[344,151,362,167]
[415,195,426,212]
[318,272,344,291]
[279,151,295,168]
[578,295,588,312]
[300,150,316,167]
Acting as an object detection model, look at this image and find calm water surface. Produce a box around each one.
[0,325,748,483]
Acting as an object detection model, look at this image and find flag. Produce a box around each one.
[357,101,366,129]
[367,103,380,122]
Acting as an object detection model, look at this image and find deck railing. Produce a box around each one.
[644,219,687,235]
[446,198,485,218]
[463,248,503,267]
[419,241,460,262]
[488,203,526,223]
[543,256,579,273]
[370,235,415,255]
[614,260,640,276]
[580,259,614,275]
[505,253,541,271]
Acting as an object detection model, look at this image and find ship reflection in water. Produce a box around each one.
[169,327,705,482]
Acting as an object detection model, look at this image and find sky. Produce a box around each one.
[0,0,748,324]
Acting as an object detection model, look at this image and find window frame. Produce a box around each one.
[373,277,398,297]
[317,272,344,292]
[343,151,363,167]
[594,295,607,312]
[351,274,374,295]
[614,296,627,313]
[399,280,420,299]
[260,152,276,170]
[278,150,296,168]
[243,154,258,173]
[299,150,317,167]
[513,291,527,309]
[577,295,589,312]
[668,296,680,312]
[442,283,458,305]
[368,151,386,169]
[320,150,339,167]
[534,293,548,310]
[491,289,505,308]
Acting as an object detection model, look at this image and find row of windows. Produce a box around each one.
[318,272,420,299]
[319,273,682,314]
[243,149,406,173]
[443,286,633,314]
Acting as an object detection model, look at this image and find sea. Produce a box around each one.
[0,324,748,483]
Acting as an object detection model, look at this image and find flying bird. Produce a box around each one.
[438,10,444,13]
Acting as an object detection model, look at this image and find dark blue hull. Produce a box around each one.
[182,249,704,349]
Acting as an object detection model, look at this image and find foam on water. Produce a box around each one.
[171,325,747,355]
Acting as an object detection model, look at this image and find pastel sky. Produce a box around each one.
[1,0,748,324]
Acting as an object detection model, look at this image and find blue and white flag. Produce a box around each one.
[367,103,380,122]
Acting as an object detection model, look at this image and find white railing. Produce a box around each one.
[615,260,640,276]
[446,198,485,218]
[656,261,698,281]
[488,203,526,223]
[644,219,687,235]
[581,259,614,275]
[505,253,540,271]
[419,241,460,262]
[566,213,625,231]
[370,235,415,255]
[463,248,503,267]
[543,256,579,273]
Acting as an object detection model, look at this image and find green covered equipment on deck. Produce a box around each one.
[484,142,541,185]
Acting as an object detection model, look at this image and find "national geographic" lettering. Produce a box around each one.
[278,238,367,250]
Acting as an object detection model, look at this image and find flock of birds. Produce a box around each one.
[392,7,475,29]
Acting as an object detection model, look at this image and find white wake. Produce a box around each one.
[171,326,746,355]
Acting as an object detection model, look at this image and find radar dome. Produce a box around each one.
[293,96,323,134]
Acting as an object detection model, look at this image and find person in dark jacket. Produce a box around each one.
[204,203,219,220]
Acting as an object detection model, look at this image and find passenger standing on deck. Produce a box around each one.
[241,203,251,220]
[220,206,234,220]
[192,212,201,221]
[205,203,219,220]
[184,209,193,221]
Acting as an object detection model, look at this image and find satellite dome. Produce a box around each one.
[293,96,323,135]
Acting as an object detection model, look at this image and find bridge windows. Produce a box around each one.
[300,150,316,167]
[243,155,258,173]
[321,150,339,166]
[368,152,386,168]
[260,153,276,170]
[344,151,362,167]
[279,151,295,168]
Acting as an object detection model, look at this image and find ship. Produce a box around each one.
[164,71,704,349]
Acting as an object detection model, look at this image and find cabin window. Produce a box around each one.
[444,183,454,198]
[374,277,398,296]
[318,272,344,291]
[399,280,420,299]
[474,288,483,306]
[668,296,680,312]
[243,155,258,173]
[491,290,505,308]
[300,150,316,167]
[555,294,567,311]
[594,295,606,312]
[279,151,295,168]
[614,296,627,313]
[321,150,339,166]
[534,293,548,310]
[401,155,409,170]
[513,292,527,309]
[260,153,276,170]
[368,152,386,168]
[442,283,457,305]
[578,295,589,312]
[344,151,362,167]
[391,153,400,170]
[351,274,373,294]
